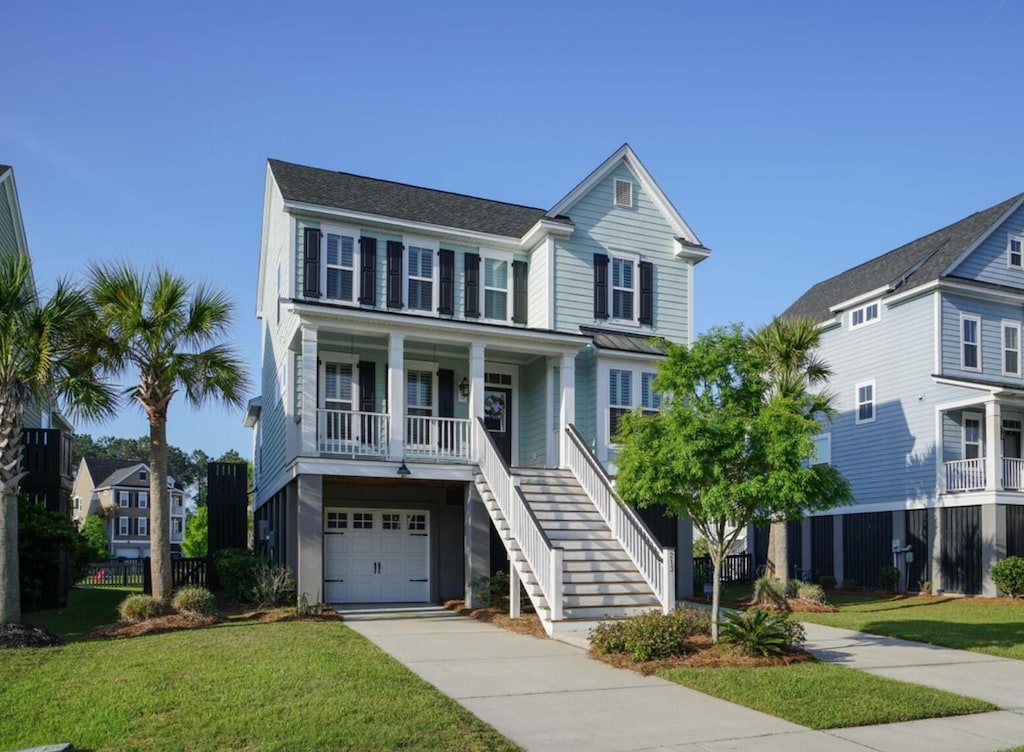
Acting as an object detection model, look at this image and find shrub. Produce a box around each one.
[18,495,95,610]
[254,561,296,607]
[118,594,170,622]
[172,586,217,615]
[991,556,1024,598]
[719,609,806,657]
[589,607,711,661]
[840,578,860,591]
[214,548,261,603]
[469,570,528,613]
[795,583,826,604]
[818,575,836,590]
[878,566,900,592]
[752,576,785,607]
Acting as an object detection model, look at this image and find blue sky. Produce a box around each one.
[4,0,1023,457]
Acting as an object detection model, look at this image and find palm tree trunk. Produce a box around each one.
[0,394,25,624]
[149,415,172,600]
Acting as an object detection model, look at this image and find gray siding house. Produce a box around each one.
[785,192,1024,595]
[248,145,708,633]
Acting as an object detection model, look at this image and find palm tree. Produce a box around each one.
[750,315,835,588]
[85,263,247,600]
[0,252,116,624]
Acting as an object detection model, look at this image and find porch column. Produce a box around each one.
[986,399,1001,491]
[559,353,576,467]
[387,334,405,459]
[469,343,485,453]
[300,326,318,455]
[295,474,323,604]
[464,483,490,607]
[981,504,1007,597]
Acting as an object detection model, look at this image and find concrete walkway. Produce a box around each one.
[340,606,1024,751]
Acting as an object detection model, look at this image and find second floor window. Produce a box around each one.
[118,491,130,508]
[325,232,356,302]
[118,517,130,536]
[964,415,982,460]
[611,257,635,321]
[407,246,433,311]
[137,517,149,536]
[138,492,148,509]
[641,371,661,415]
[1004,322,1021,375]
[483,257,509,321]
[609,369,632,439]
[1009,235,1023,268]
[855,381,875,424]
[962,315,980,370]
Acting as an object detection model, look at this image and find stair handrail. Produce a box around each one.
[564,423,675,613]
[474,418,561,619]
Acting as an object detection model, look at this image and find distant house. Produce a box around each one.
[73,458,187,559]
[783,192,1024,596]
[247,144,709,633]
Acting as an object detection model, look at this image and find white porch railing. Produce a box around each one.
[405,416,472,461]
[944,458,986,492]
[564,424,675,614]
[474,418,562,620]
[317,409,390,456]
[1004,458,1024,491]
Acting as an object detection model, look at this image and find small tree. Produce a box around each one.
[82,515,110,561]
[616,325,851,641]
[181,505,208,558]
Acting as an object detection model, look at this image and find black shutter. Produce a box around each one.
[303,227,322,298]
[358,361,376,412]
[358,237,377,305]
[512,260,528,324]
[593,253,609,319]
[438,249,455,315]
[386,241,404,308]
[464,253,480,318]
[639,260,653,325]
[438,369,454,418]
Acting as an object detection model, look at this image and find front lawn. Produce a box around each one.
[795,593,1024,660]
[24,586,139,640]
[1,617,519,751]
[658,661,994,729]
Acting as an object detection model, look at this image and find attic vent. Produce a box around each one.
[614,179,633,208]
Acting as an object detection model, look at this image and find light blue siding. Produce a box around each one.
[574,347,597,447]
[949,203,1024,288]
[528,241,549,329]
[518,357,547,465]
[257,325,288,492]
[553,162,688,342]
[940,292,1024,385]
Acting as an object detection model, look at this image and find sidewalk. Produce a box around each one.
[340,606,1024,752]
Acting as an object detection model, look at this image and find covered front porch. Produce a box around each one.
[940,394,1024,493]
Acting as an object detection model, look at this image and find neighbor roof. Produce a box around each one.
[80,457,184,491]
[268,159,573,238]
[785,193,1024,322]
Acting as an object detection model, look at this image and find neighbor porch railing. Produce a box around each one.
[317,409,390,455]
[405,416,471,461]
[1004,458,1024,491]
[474,418,562,620]
[944,458,986,492]
[563,424,675,614]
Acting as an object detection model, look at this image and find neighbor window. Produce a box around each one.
[137,517,148,536]
[962,315,981,370]
[483,256,509,321]
[811,433,832,465]
[641,371,661,415]
[855,380,875,424]
[172,518,183,536]
[324,231,356,302]
[609,369,633,439]
[610,255,636,321]
[1009,235,1023,269]
[118,517,129,536]
[850,301,880,329]
[614,179,633,207]
[118,491,130,508]
[407,246,434,311]
[138,492,148,509]
[1004,321,1021,375]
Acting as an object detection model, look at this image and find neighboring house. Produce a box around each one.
[248,144,709,633]
[72,458,187,558]
[783,192,1024,596]
[2,164,76,607]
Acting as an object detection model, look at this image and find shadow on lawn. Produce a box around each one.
[856,618,1024,654]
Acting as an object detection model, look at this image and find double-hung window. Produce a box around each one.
[138,492,148,509]
[963,414,982,460]
[137,517,149,536]
[962,315,981,370]
[609,369,633,440]
[610,255,636,321]
[855,380,875,424]
[1009,235,1023,269]
[324,230,357,302]
[321,358,356,447]
[483,256,509,321]
[407,246,434,312]
[118,491,130,508]
[406,369,434,446]
[641,371,661,415]
[1004,321,1021,376]
[118,517,130,536]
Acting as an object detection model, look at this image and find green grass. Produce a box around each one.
[658,661,994,729]
[796,593,1024,660]
[3,595,519,751]
[24,586,139,640]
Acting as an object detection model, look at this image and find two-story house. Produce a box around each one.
[248,145,708,633]
[784,192,1024,596]
[73,458,187,559]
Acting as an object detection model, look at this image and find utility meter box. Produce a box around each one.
[892,538,902,553]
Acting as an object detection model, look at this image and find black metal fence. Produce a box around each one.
[142,557,209,594]
[693,553,753,588]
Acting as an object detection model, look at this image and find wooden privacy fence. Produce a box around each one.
[142,557,209,594]
[78,560,146,588]
[693,553,753,588]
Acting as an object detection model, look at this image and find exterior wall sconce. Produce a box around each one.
[458,376,470,400]
[396,462,412,478]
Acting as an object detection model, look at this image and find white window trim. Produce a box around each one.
[137,517,148,536]
[118,517,130,536]
[320,223,361,304]
[403,236,439,315]
[118,490,130,508]
[1007,234,1024,269]
[319,353,359,411]
[479,248,514,324]
[138,492,148,509]
[1003,320,1021,376]
[854,379,876,425]
[640,370,661,413]
[613,178,633,208]
[963,411,983,460]
[961,313,982,372]
[811,432,832,465]
[608,250,640,325]
[849,300,881,330]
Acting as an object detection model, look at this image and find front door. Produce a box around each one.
[484,387,513,464]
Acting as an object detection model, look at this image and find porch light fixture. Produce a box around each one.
[458,376,470,398]
[397,462,412,478]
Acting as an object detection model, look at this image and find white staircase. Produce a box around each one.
[472,420,674,636]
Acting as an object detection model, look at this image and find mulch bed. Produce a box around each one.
[590,635,814,675]
[442,599,548,639]
[86,613,224,639]
[0,623,65,649]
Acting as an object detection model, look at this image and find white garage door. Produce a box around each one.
[324,509,429,603]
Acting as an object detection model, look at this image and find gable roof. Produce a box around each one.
[268,159,572,239]
[0,165,11,178]
[79,457,184,491]
[785,192,1024,322]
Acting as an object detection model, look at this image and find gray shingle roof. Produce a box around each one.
[0,165,11,177]
[268,159,573,238]
[81,457,184,491]
[785,193,1024,322]
[580,326,666,355]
